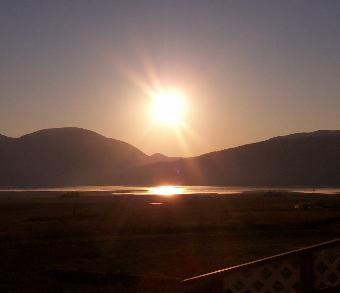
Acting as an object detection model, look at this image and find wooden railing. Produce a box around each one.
[181,238,340,292]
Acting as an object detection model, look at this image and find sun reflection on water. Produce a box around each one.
[149,186,184,196]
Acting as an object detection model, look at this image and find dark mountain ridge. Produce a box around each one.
[1,128,340,187]
[270,130,340,141]
[121,130,340,187]
[0,134,12,141]
[143,153,182,165]
[0,127,170,187]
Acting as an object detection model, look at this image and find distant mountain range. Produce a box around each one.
[0,128,340,187]
[120,130,340,187]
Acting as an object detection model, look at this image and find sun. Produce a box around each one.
[151,88,186,126]
[149,186,184,196]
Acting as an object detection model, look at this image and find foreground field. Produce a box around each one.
[0,191,339,292]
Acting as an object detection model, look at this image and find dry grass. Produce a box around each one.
[0,191,339,292]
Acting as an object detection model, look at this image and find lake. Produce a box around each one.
[1,185,340,195]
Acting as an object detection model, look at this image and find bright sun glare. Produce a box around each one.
[151,88,186,126]
[150,186,184,196]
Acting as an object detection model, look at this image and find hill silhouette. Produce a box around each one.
[270,130,340,141]
[121,130,340,187]
[0,128,172,187]
[1,128,340,187]
[0,134,12,141]
[142,153,182,165]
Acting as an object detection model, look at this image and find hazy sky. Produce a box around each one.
[1,1,339,156]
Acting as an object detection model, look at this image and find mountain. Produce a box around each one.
[0,134,12,141]
[270,130,340,141]
[1,128,340,187]
[141,153,182,165]
[0,127,150,187]
[121,130,340,187]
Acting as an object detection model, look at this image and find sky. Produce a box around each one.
[0,0,339,156]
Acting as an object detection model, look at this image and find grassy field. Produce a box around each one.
[0,191,339,292]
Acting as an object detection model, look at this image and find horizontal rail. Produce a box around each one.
[182,238,340,284]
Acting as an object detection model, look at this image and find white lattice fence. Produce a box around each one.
[182,238,340,293]
[314,245,340,290]
[222,257,300,293]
